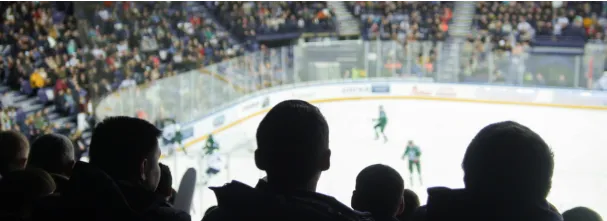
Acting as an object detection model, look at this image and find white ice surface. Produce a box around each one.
[162,99,607,220]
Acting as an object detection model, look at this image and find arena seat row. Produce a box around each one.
[1,2,242,155]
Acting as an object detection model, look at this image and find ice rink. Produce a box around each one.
[162,99,607,220]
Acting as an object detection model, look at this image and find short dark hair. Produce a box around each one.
[563,207,603,221]
[0,168,56,216]
[398,189,420,221]
[353,164,404,216]
[89,116,162,180]
[0,168,56,199]
[156,163,173,198]
[0,131,29,175]
[255,100,329,184]
[462,121,554,200]
[28,133,75,176]
[205,205,218,216]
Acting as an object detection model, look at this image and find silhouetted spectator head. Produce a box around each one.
[563,207,602,221]
[89,116,162,191]
[0,168,56,218]
[205,205,218,216]
[462,121,553,201]
[397,189,420,221]
[352,164,404,217]
[27,133,75,177]
[255,100,330,190]
[155,163,173,201]
[0,131,30,177]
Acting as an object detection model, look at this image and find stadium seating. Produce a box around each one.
[473,2,605,48]
[348,2,452,41]
[209,2,337,43]
[346,2,453,79]
[0,2,246,152]
[0,2,605,221]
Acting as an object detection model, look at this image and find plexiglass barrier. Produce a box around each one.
[97,39,606,122]
[95,39,607,219]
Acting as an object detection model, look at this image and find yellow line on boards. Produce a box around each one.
[160,95,607,158]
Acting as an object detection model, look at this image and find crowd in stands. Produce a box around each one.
[347,2,452,78]
[349,2,452,43]
[0,2,90,154]
[2,1,607,220]
[0,100,604,221]
[475,2,606,47]
[208,2,335,44]
[462,2,607,84]
[0,2,243,153]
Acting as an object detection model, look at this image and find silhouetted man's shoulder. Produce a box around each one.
[144,206,191,221]
[33,162,190,221]
[423,187,562,221]
[204,180,373,221]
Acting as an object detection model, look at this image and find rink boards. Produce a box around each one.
[170,80,607,155]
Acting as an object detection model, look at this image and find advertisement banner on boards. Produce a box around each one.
[474,86,539,103]
[410,85,434,96]
[241,100,261,112]
[291,90,317,100]
[213,115,225,128]
[371,84,391,93]
[551,90,607,106]
[181,127,194,140]
[341,85,371,95]
[435,86,457,97]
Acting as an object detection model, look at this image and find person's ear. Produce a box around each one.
[18,158,28,170]
[396,196,405,216]
[65,160,75,177]
[166,188,173,201]
[320,149,331,171]
[140,158,148,181]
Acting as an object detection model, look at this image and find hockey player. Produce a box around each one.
[203,151,223,185]
[203,133,219,155]
[173,124,185,154]
[402,140,422,185]
[162,119,187,155]
[373,105,388,142]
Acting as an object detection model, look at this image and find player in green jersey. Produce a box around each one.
[402,140,422,185]
[373,105,388,142]
[173,128,184,154]
[204,133,219,155]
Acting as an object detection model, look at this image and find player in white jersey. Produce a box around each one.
[202,151,223,185]
[162,120,186,155]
